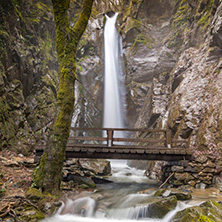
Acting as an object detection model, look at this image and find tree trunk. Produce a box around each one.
[34,0,93,194]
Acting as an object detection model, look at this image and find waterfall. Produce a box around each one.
[103,12,126,139]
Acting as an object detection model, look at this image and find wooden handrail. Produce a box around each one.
[68,136,165,143]
[70,127,167,133]
[68,128,189,149]
[69,136,107,141]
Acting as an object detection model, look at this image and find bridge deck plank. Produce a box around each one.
[38,145,192,155]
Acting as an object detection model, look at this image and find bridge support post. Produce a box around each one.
[166,130,172,148]
[107,129,113,147]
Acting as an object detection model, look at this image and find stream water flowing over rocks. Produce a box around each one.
[40,160,221,222]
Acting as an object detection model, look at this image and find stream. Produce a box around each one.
[42,160,201,222]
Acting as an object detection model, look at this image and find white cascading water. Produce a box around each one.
[41,161,201,222]
[103,12,126,139]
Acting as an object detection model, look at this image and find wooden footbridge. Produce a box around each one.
[35,127,192,162]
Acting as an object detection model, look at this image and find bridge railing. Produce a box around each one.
[69,127,189,149]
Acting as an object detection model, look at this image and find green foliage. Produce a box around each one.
[168,1,192,50]
[0,183,7,196]
[197,215,213,222]
[168,0,215,52]
[130,33,154,53]
[173,4,191,29]
[0,169,6,196]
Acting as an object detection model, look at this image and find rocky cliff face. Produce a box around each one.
[128,0,222,188]
[163,0,222,188]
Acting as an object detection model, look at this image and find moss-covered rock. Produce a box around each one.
[172,200,222,222]
[172,191,192,201]
[154,188,167,197]
[148,195,178,218]
[25,187,59,216]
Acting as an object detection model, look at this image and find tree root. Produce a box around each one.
[0,195,38,220]
[0,203,11,217]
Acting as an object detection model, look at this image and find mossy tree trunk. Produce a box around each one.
[34,0,93,194]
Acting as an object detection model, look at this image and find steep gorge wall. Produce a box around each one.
[129,0,222,188]
[0,0,58,154]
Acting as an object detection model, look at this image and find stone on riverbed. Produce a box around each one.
[154,188,192,200]
[66,174,96,188]
[62,158,111,189]
[91,176,113,184]
[172,191,192,200]
[136,195,177,219]
[148,195,177,218]
[79,159,111,176]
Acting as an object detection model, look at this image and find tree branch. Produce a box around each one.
[73,0,93,43]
